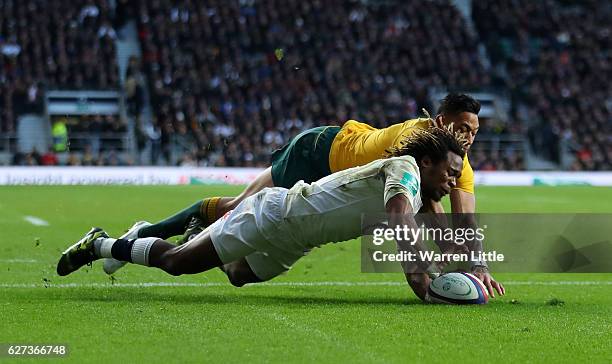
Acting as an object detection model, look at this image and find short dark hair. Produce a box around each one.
[386,127,466,165]
[437,93,481,116]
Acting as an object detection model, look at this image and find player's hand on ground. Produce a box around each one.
[406,273,431,301]
[472,270,505,298]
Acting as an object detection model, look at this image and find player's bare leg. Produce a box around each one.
[58,227,262,286]
[220,258,263,287]
[146,233,224,275]
[58,228,221,276]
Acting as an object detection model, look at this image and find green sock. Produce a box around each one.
[137,197,221,239]
[138,200,204,239]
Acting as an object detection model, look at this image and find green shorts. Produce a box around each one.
[270,126,341,188]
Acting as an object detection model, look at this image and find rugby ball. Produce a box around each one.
[427,272,489,304]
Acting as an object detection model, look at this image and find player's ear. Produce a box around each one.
[421,155,433,168]
[434,115,445,128]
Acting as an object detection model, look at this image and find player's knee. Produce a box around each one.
[225,265,262,287]
[225,269,247,287]
[229,277,246,287]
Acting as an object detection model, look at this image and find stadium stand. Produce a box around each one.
[2,0,608,170]
[131,0,519,168]
[1,0,126,165]
[473,0,611,170]
[1,0,119,129]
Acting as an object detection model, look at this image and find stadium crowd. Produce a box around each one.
[132,0,495,167]
[0,0,119,134]
[11,145,130,167]
[4,0,609,170]
[473,0,611,170]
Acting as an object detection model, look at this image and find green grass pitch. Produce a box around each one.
[0,185,611,363]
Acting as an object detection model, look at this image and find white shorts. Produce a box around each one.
[209,188,305,281]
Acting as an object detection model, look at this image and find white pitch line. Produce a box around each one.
[23,215,50,226]
[0,281,610,289]
[504,281,612,286]
[0,259,38,264]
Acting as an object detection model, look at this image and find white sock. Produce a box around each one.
[130,238,157,266]
[94,238,117,258]
[94,237,157,265]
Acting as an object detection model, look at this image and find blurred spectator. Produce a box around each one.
[179,152,198,167]
[125,56,145,117]
[24,153,39,166]
[52,119,69,152]
[40,148,59,166]
[66,153,82,166]
[82,145,97,166]
[11,152,25,165]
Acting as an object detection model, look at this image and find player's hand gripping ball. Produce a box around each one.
[427,272,489,304]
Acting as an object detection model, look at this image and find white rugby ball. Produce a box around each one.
[427,272,489,304]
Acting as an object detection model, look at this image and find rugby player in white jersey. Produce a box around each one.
[56,127,504,300]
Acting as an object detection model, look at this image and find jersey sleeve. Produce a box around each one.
[382,158,421,210]
[328,118,429,173]
[454,154,475,194]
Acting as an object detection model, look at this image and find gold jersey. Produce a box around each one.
[328,118,474,194]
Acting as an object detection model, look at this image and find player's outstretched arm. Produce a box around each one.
[385,194,438,301]
[450,189,475,213]
[450,190,505,297]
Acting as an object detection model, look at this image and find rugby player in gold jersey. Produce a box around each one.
[103,93,504,298]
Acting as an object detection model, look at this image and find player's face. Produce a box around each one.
[439,112,479,150]
[421,151,463,202]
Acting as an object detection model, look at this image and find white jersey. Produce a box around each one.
[259,155,423,252]
[209,155,423,280]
